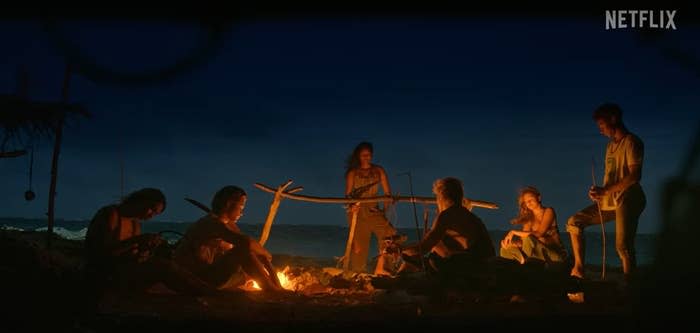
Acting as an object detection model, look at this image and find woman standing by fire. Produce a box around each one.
[343,141,397,274]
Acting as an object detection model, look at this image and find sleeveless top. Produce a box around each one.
[349,166,382,218]
[85,205,140,268]
[528,208,563,247]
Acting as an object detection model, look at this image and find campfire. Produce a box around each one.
[244,266,305,292]
[242,265,377,294]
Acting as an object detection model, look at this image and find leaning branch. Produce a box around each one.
[254,183,499,210]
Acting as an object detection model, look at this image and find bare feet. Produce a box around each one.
[570,266,584,279]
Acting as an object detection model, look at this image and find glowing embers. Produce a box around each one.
[243,266,297,291]
[245,279,262,291]
[276,268,295,290]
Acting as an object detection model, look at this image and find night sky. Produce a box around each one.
[1,17,698,234]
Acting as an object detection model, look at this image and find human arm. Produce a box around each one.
[344,169,360,213]
[217,222,271,261]
[502,229,530,248]
[402,211,449,256]
[591,137,643,200]
[529,208,555,239]
[345,169,355,197]
[378,166,393,209]
[502,220,535,247]
[590,164,642,199]
[101,210,154,258]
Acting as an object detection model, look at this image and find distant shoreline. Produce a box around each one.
[0,217,659,236]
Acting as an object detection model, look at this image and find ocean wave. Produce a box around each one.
[35,227,87,240]
[1,225,25,231]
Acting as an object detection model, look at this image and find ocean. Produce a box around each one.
[0,217,658,267]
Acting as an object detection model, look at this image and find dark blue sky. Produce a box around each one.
[1,17,698,233]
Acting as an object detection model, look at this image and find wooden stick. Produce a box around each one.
[254,183,499,210]
[0,150,27,158]
[259,180,294,246]
[185,197,211,213]
[343,208,359,272]
[47,62,71,250]
[287,186,304,194]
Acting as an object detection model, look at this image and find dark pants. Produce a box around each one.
[403,251,488,279]
[116,257,208,295]
[88,257,211,296]
[198,247,249,289]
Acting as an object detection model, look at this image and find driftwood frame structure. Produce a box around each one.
[254,180,499,272]
[1,63,90,248]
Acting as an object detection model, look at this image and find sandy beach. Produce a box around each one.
[0,228,655,332]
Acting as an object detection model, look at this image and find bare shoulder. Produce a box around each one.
[372,164,387,176]
[346,168,356,178]
[542,207,556,219]
[102,206,120,228]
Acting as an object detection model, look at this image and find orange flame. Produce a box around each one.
[277,271,295,290]
[245,267,295,291]
[251,280,261,290]
[245,279,262,291]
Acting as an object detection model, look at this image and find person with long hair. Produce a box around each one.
[173,186,284,292]
[343,141,397,274]
[499,186,567,265]
[85,188,211,296]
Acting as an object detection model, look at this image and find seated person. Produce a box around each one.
[500,186,568,265]
[374,234,408,276]
[400,177,495,276]
[173,186,283,292]
[84,188,211,295]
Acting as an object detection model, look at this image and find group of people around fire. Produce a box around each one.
[84,103,646,297]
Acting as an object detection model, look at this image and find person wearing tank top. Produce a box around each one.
[343,142,397,273]
[566,103,646,284]
[85,188,212,296]
[500,186,567,264]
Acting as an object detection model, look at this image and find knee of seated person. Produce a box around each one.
[523,235,537,245]
[499,247,511,258]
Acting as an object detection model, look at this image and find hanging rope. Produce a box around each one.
[24,144,35,201]
[422,204,430,237]
[387,196,400,228]
[398,171,427,274]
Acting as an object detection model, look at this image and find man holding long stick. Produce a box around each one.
[566,103,646,285]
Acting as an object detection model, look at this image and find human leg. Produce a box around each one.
[566,204,615,278]
[371,215,398,275]
[214,247,281,291]
[616,185,646,281]
[499,243,526,264]
[349,216,372,273]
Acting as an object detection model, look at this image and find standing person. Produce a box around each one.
[84,188,211,295]
[566,103,646,283]
[500,186,567,265]
[344,141,397,273]
[173,186,283,292]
